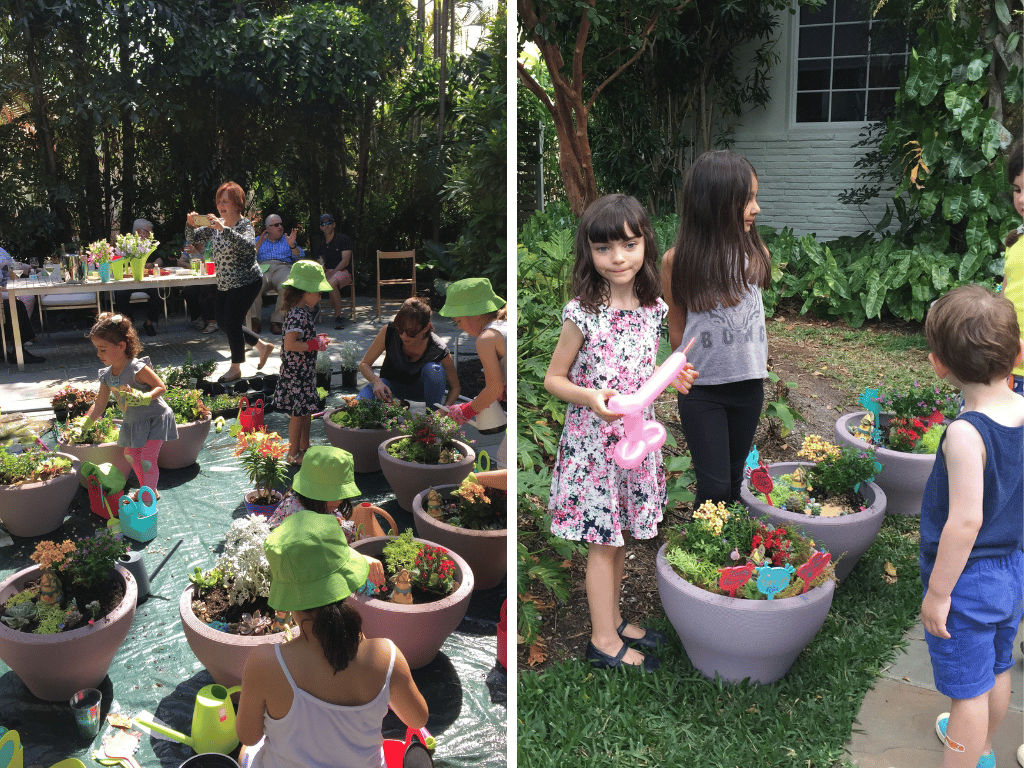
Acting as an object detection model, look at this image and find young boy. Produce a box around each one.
[920,284,1024,768]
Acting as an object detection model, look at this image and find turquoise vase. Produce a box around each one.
[98,262,111,282]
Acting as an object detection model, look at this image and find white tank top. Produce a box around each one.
[484,318,507,385]
[251,640,396,768]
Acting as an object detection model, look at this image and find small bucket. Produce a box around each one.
[180,755,239,768]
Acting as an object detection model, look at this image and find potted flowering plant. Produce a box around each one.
[378,529,459,600]
[337,342,361,387]
[739,436,887,581]
[50,384,98,422]
[0,527,138,700]
[411,472,508,590]
[158,353,217,390]
[180,514,295,688]
[0,447,80,537]
[835,382,958,515]
[656,501,836,684]
[379,410,475,511]
[234,429,288,515]
[85,239,114,282]
[56,414,131,488]
[323,395,407,473]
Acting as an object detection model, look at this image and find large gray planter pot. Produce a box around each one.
[378,437,475,512]
[411,486,507,590]
[656,543,835,684]
[179,583,295,689]
[738,461,887,582]
[350,536,474,669]
[0,563,137,701]
[322,409,404,473]
[834,411,936,517]
[0,453,81,537]
[57,420,131,489]
[158,416,212,469]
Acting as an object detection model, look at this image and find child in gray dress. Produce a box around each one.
[80,312,178,496]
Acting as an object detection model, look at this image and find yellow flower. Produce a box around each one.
[693,500,731,536]
[797,434,841,463]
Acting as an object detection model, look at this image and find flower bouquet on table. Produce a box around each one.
[424,472,506,530]
[386,410,465,465]
[850,382,959,454]
[664,501,834,600]
[1,529,129,634]
[234,429,288,508]
[329,395,406,430]
[84,239,114,267]
[375,530,459,604]
[749,435,880,517]
[188,514,294,635]
[114,232,160,262]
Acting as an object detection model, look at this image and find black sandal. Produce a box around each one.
[617,619,667,651]
[585,641,660,672]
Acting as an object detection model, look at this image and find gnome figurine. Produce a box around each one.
[426,488,443,519]
[851,411,875,444]
[391,568,413,604]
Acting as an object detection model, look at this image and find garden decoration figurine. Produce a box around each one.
[391,569,413,604]
[425,488,443,519]
[851,412,875,444]
[788,466,808,493]
[608,337,696,469]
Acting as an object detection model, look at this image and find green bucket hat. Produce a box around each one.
[265,511,369,611]
[282,260,332,294]
[292,446,360,501]
[438,277,505,317]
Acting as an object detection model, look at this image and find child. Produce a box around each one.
[1002,137,1023,395]
[273,261,332,465]
[438,277,508,462]
[236,511,428,768]
[662,149,771,505]
[919,285,1024,768]
[544,193,696,671]
[80,312,178,496]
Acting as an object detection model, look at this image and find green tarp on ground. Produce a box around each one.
[0,403,506,767]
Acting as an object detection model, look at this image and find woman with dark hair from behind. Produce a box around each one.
[236,511,427,768]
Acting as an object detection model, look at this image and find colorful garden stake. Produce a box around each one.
[796,551,832,593]
[756,563,795,600]
[717,562,755,597]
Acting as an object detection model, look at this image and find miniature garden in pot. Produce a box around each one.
[158,388,213,470]
[322,396,406,473]
[0,448,81,537]
[56,416,131,489]
[656,501,836,684]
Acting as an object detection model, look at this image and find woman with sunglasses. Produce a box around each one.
[311,213,353,330]
[356,297,460,408]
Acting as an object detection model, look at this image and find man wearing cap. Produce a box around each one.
[311,213,354,330]
[248,214,305,335]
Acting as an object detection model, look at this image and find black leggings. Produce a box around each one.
[676,378,764,506]
[215,279,263,364]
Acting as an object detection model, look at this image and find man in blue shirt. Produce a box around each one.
[247,214,304,334]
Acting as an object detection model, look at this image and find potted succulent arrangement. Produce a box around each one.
[84,239,115,282]
[158,388,213,469]
[739,436,886,581]
[337,341,361,388]
[411,472,508,590]
[50,384,98,423]
[379,409,475,511]
[834,383,958,515]
[0,447,80,537]
[56,414,130,488]
[351,530,474,668]
[315,350,332,391]
[656,501,836,684]
[234,429,289,516]
[0,528,137,700]
[323,395,407,473]
[180,514,295,688]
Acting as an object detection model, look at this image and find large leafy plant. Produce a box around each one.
[234,430,288,502]
[163,388,211,424]
[330,395,405,430]
[0,448,72,485]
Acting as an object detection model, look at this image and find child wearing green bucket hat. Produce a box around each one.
[236,511,428,768]
[439,278,507,460]
[274,261,333,465]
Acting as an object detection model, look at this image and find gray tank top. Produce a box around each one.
[680,286,767,385]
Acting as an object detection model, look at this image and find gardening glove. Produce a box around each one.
[305,336,329,352]
[123,390,152,408]
[69,416,95,444]
[446,402,477,426]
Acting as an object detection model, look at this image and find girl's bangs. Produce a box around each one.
[585,200,643,243]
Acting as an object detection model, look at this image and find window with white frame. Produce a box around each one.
[796,0,909,123]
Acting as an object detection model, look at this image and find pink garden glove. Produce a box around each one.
[446,402,477,425]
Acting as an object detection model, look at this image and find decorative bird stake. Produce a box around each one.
[718,563,756,598]
[756,563,795,600]
[795,551,832,593]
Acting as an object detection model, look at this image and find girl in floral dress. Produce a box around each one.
[545,194,697,672]
[273,262,332,465]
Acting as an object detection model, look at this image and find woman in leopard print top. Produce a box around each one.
[186,181,274,381]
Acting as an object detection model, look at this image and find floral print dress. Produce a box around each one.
[548,298,668,546]
[273,306,320,416]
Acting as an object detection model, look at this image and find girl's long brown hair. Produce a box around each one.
[1005,138,1023,249]
[572,194,660,313]
[670,150,771,313]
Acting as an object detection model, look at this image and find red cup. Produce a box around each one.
[205,261,215,275]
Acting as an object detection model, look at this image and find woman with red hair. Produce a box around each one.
[186,181,274,382]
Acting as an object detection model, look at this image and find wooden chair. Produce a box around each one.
[375,250,416,323]
[39,291,101,337]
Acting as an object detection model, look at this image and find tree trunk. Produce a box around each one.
[354,94,373,239]
[416,0,425,65]
[118,2,135,233]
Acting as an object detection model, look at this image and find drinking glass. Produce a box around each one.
[190,258,201,274]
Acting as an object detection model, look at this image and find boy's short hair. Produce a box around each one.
[925,284,1021,384]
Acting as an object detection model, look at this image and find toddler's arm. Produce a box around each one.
[920,419,985,639]
[544,319,621,423]
[83,383,111,424]
[130,364,167,405]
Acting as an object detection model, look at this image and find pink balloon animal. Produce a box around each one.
[607,338,695,469]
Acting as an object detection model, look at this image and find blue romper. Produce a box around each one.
[919,411,1023,699]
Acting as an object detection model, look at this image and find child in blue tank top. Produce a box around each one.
[919,284,1024,768]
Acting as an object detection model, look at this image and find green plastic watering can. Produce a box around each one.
[134,684,242,755]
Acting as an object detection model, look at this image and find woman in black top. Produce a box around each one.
[356,297,460,408]
[311,213,353,329]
